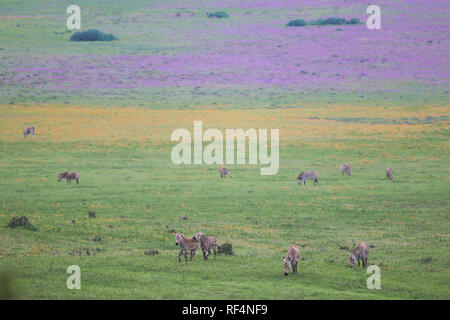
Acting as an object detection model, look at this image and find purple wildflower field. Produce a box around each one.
[0,0,448,107]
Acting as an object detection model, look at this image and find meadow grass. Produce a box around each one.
[0,104,448,299]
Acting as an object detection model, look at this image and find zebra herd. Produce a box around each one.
[218,164,393,275]
[23,126,388,276]
[220,164,394,185]
[175,229,370,276]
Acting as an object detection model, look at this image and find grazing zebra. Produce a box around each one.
[175,233,199,262]
[349,242,370,268]
[23,126,35,138]
[283,245,301,276]
[58,171,79,184]
[340,164,352,176]
[297,172,318,185]
[220,167,232,179]
[194,232,221,260]
[386,167,393,180]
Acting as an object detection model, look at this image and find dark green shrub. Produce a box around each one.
[315,17,347,25]
[287,17,362,27]
[144,249,159,256]
[218,243,233,255]
[286,19,307,27]
[7,216,37,231]
[349,18,362,25]
[70,29,118,41]
[208,11,229,18]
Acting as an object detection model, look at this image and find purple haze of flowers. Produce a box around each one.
[1,0,449,93]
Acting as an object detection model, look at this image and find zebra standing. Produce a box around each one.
[297,172,318,185]
[23,126,35,138]
[194,232,221,260]
[175,233,199,262]
[283,245,301,276]
[349,242,370,268]
[340,164,352,176]
[58,171,79,184]
[220,167,232,179]
[386,167,393,180]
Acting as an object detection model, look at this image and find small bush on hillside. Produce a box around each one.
[7,216,37,231]
[144,249,159,256]
[312,17,347,25]
[349,18,361,25]
[286,19,307,27]
[287,17,362,27]
[218,243,233,255]
[70,29,118,41]
[208,11,230,18]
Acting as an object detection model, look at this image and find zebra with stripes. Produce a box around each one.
[297,172,318,185]
[386,167,393,180]
[283,245,301,276]
[175,233,199,262]
[220,167,232,179]
[349,242,370,268]
[58,171,79,184]
[194,232,221,260]
[340,164,352,176]
[23,126,35,138]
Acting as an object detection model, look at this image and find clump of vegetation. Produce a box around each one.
[69,247,101,256]
[7,216,37,231]
[88,211,96,218]
[310,17,361,26]
[287,17,362,27]
[286,19,307,27]
[420,256,433,264]
[144,249,159,256]
[70,29,118,41]
[218,243,233,255]
[207,11,230,18]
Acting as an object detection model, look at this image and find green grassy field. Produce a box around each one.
[0,105,448,299]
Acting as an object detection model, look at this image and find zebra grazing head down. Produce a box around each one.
[220,167,232,179]
[58,171,79,184]
[58,172,66,182]
[348,254,357,268]
[349,242,370,268]
[23,126,35,138]
[340,164,351,176]
[283,257,291,275]
[297,172,318,185]
[283,245,301,276]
